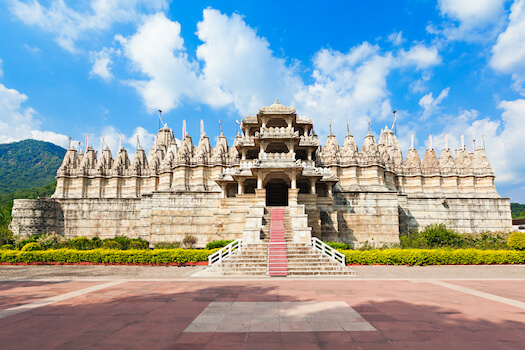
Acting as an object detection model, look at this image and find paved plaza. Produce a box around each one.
[0,266,524,349]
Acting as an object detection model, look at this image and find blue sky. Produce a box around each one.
[1,0,525,202]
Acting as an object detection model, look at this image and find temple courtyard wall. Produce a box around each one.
[9,192,511,248]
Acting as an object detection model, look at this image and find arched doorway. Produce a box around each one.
[265,178,289,206]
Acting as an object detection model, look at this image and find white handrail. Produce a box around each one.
[208,239,243,266]
[311,237,346,266]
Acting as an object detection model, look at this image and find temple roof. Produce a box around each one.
[259,98,296,114]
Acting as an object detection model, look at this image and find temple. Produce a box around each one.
[10,100,512,247]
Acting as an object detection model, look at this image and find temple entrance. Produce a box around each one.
[265,179,289,206]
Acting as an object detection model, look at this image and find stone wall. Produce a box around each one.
[9,192,254,247]
[300,191,400,247]
[10,199,64,236]
[400,195,512,233]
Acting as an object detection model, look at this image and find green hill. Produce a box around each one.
[0,139,66,196]
[511,203,525,219]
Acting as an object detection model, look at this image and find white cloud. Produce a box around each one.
[196,9,303,115]
[418,87,450,119]
[9,0,168,52]
[397,45,442,69]
[432,0,507,42]
[409,72,432,94]
[430,100,525,195]
[387,31,405,46]
[115,9,442,144]
[23,44,41,53]
[0,83,69,147]
[90,47,118,81]
[491,0,525,74]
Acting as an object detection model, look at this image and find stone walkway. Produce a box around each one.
[0,266,524,349]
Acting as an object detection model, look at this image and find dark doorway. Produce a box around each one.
[266,180,289,206]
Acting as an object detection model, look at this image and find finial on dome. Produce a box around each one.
[200,119,204,137]
[445,134,448,150]
[274,98,279,105]
[118,135,122,151]
[329,119,333,135]
[461,135,465,150]
[428,134,432,150]
[410,134,414,150]
[219,120,223,136]
[367,119,371,135]
[346,119,350,135]
[482,135,485,150]
[473,139,476,150]
[182,120,187,138]
[85,135,89,153]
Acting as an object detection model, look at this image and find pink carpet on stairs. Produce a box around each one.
[268,208,287,277]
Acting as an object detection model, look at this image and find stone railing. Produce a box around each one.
[255,127,299,139]
[260,152,295,160]
[237,136,255,147]
[299,136,319,146]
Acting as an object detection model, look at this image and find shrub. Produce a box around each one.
[21,242,42,251]
[102,240,120,249]
[460,231,509,250]
[183,235,198,249]
[91,237,102,248]
[419,223,461,248]
[0,248,219,264]
[400,229,429,249]
[13,235,39,249]
[508,232,525,250]
[342,248,525,266]
[0,244,14,250]
[37,233,67,250]
[101,236,149,250]
[67,236,93,250]
[206,240,233,250]
[154,242,181,249]
[130,241,148,250]
[324,241,350,250]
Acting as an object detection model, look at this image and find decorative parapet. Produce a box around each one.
[299,135,320,147]
[255,127,299,139]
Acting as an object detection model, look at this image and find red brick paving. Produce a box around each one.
[0,280,103,310]
[0,280,523,349]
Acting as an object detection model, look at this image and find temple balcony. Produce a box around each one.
[255,127,299,139]
[298,135,319,147]
[237,136,256,147]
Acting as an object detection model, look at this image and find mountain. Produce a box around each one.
[0,139,66,196]
[511,203,525,219]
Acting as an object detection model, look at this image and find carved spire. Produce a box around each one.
[322,133,339,165]
[439,144,456,174]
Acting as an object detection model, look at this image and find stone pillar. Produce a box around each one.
[307,149,312,161]
[237,180,245,195]
[291,173,297,189]
[257,174,263,189]
[241,149,247,161]
[310,178,316,194]
[288,188,299,206]
[327,183,333,197]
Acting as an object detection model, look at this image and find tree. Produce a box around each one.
[0,204,12,246]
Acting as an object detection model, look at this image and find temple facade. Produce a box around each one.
[10,100,512,247]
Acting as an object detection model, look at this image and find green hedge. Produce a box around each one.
[0,248,218,264]
[2,247,524,266]
[341,249,525,265]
